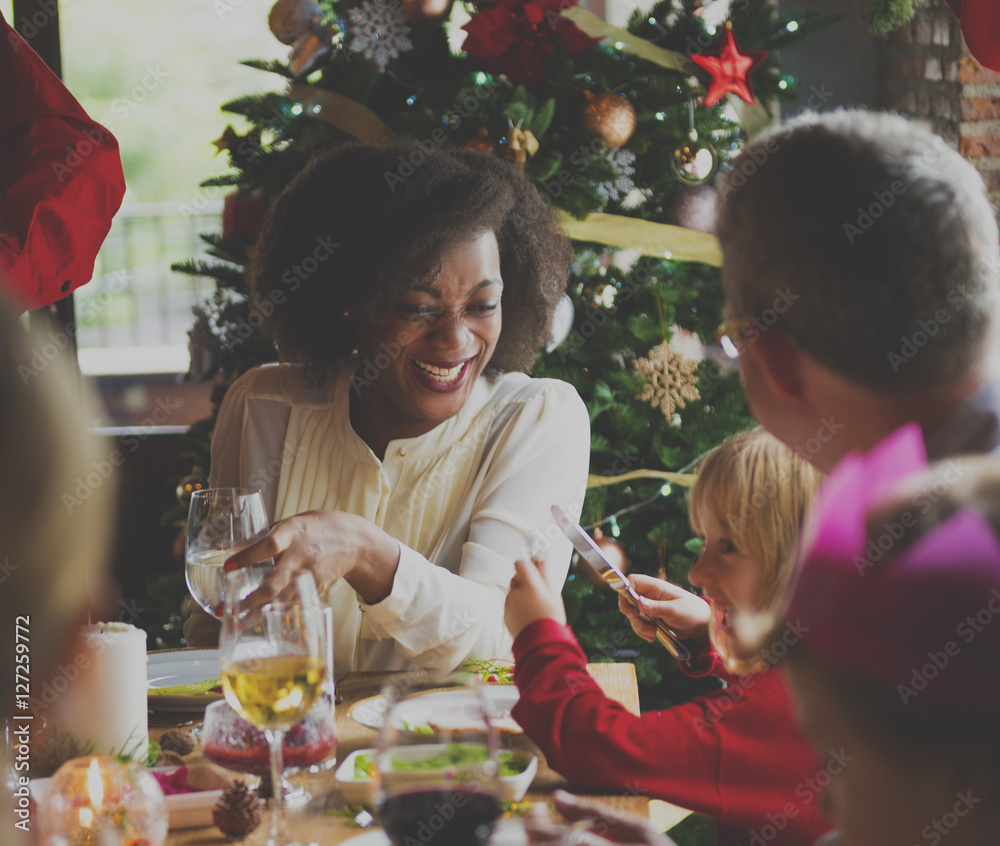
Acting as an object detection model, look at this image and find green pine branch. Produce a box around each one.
[865,0,928,36]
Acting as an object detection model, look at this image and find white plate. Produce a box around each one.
[340,818,526,845]
[30,765,230,830]
[147,648,223,712]
[336,747,537,805]
[350,687,521,733]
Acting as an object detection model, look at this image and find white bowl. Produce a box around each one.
[153,765,231,829]
[335,747,538,805]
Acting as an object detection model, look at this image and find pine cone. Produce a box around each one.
[213,781,263,841]
[160,729,198,756]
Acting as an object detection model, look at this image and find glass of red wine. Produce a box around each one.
[374,683,502,846]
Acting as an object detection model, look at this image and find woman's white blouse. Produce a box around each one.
[210,362,590,675]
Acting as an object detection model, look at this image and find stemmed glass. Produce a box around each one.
[375,683,502,846]
[186,487,273,617]
[219,569,327,845]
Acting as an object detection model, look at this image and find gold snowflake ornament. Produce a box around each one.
[633,341,701,418]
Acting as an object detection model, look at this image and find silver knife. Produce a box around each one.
[551,504,691,663]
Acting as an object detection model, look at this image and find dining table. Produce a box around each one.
[159,664,652,845]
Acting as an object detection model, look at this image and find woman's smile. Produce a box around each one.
[350,231,503,456]
[409,357,473,391]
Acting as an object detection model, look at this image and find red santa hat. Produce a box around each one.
[945,0,1000,72]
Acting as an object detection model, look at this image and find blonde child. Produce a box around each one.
[506,429,830,846]
[778,425,1000,846]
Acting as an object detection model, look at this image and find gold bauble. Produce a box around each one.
[464,128,497,155]
[580,92,637,149]
[268,0,320,45]
[576,527,630,590]
[401,0,455,24]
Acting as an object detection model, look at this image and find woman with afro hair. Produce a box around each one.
[207,142,590,674]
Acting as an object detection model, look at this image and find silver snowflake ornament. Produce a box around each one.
[596,147,636,205]
[347,0,413,71]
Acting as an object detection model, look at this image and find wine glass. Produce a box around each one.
[219,569,327,845]
[375,683,502,846]
[201,605,338,808]
[186,487,272,617]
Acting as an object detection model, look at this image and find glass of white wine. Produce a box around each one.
[219,569,327,846]
[186,487,273,617]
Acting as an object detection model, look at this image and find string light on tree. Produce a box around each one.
[401,0,455,25]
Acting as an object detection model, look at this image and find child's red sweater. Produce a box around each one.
[512,618,833,846]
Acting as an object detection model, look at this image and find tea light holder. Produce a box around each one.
[37,756,168,846]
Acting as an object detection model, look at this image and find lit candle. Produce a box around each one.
[38,756,168,846]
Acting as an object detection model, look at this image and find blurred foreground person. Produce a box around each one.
[0,290,116,842]
[780,425,1000,846]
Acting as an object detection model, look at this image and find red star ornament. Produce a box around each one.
[691,23,768,107]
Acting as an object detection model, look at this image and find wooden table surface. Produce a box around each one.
[162,665,648,844]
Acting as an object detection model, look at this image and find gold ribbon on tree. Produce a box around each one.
[562,7,697,74]
[558,211,722,266]
[587,469,697,490]
[289,83,396,141]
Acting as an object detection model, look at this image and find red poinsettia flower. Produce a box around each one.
[462,0,599,88]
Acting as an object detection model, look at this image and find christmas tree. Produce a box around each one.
[168,0,833,701]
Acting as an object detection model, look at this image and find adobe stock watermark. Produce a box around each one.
[896,588,1000,705]
[842,134,950,244]
[383,78,504,191]
[919,791,980,845]
[854,457,970,575]
[25,598,146,714]
[886,267,991,374]
[691,619,808,737]
[791,416,844,465]
[748,749,853,846]
[219,234,340,352]
[719,287,800,356]
[61,396,184,514]
[52,66,170,184]
[18,271,132,384]
[0,556,17,584]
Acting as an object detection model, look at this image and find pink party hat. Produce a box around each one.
[786,425,1000,714]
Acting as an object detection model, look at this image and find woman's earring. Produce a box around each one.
[342,310,351,320]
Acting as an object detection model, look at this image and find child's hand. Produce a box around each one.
[618,574,710,642]
[505,558,567,639]
[544,790,676,845]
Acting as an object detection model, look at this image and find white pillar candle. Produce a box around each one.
[57,623,149,761]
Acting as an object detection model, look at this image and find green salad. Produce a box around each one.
[353,746,528,779]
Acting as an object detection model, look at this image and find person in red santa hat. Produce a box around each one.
[1,11,125,311]
[946,0,1000,72]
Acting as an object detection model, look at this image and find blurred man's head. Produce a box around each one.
[717,110,1000,468]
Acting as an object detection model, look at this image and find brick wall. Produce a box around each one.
[878,0,1000,207]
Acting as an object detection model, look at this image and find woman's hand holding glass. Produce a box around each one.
[185,488,273,617]
[222,509,402,607]
[617,574,710,643]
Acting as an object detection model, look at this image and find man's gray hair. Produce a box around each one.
[717,109,1000,391]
